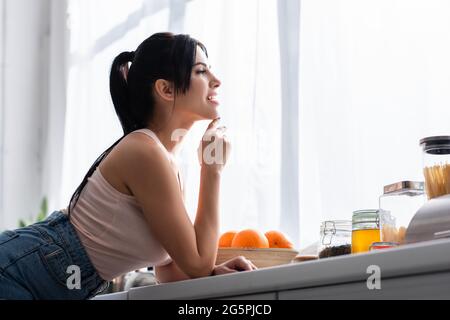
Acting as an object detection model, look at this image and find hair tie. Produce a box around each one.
[120,51,135,82]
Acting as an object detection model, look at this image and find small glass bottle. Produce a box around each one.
[351,210,381,254]
[318,220,352,258]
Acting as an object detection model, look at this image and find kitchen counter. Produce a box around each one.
[93,238,450,300]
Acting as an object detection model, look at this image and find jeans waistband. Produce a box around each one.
[36,210,109,297]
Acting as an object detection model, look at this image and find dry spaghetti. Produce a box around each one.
[423,163,450,199]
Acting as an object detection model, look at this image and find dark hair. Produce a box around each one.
[67,32,208,218]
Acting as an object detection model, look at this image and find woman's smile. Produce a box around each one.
[207,94,219,106]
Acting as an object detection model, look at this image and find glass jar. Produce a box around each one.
[318,220,352,259]
[420,136,450,200]
[378,181,426,244]
[351,210,381,254]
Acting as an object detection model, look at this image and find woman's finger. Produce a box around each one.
[215,125,227,133]
[244,259,257,270]
[214,266,237,276]
[229,256,253,271]
[207,117,221,130]
[203,122,223,141]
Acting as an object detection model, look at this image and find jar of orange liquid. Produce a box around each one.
[351,209,381,253]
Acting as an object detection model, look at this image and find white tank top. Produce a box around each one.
[69,129,181,281]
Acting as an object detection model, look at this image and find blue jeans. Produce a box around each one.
[0,210,109,299]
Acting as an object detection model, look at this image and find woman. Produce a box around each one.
[0,32,256,300]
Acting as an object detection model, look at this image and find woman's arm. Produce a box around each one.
[155,261,190,283]
[155,256,257,283]
[123,120,228,279]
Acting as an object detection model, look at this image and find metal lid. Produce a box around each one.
[383,181,424,196]
[352,209,379,224]
[420,136,450,155]
[320,220,352,234]
[320,220,352,245]
[369,242,398,250]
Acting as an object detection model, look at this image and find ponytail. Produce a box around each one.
[110,51,136,135]
[68,51,134,219]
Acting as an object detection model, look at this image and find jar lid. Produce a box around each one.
[352,209,380,224]
[369,242,398,251]
[420,136,450,155]
[320,220,352,234]
[382,181,424,196]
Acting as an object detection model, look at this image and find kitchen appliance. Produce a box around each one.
[405,194,450,243]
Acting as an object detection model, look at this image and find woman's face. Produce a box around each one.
[175,46,221,121]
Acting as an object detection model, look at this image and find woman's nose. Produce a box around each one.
[210,73,221,88]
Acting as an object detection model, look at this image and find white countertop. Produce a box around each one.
[94,238,450,300]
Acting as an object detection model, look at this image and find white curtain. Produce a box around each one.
[180,0,282,235]
[0,0,4,227]
[61,0,284,242]
[61,0,167,208]
[61,0,173,208]
[299,0,450,246]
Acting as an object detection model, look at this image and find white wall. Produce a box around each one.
[41,0,68,217]
[0,0,5,229]
[0,0,50,229]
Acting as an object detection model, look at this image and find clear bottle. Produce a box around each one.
[351,210,380,254]
[419,136,450,200]
[318,220,352,258]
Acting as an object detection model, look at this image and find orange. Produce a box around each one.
[219,231,238,248]
[231,229,269,248]
[264,230,294,249]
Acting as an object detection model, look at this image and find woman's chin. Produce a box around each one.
[200,111,220,121]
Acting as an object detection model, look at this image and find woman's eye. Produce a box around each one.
[197,70,207,74]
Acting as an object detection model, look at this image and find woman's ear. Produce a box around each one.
[154,79,175,102]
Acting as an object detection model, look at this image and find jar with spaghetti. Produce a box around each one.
[420,136,450,200]
[351,210,381,254]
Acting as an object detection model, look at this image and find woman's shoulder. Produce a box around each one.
[121,131,169,160]
[98,132,169,196]
[122,130,159,148]
[105,132,168,171]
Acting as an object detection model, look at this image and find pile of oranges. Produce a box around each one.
[219,229,294,249]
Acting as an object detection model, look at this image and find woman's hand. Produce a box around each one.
[212,256,258,276]
[198,118,230,173]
